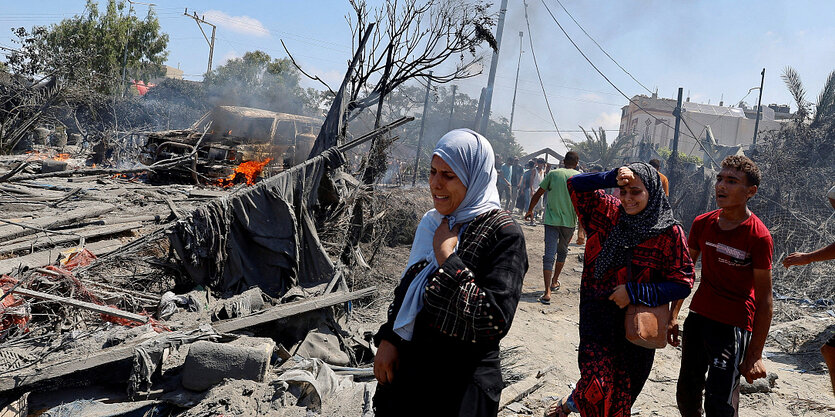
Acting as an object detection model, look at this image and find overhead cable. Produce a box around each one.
[538,0,701,143]
[522,0,570,150]
[552,0,653,95]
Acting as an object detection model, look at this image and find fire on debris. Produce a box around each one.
[215,158,273,187]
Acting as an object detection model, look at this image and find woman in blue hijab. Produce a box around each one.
[373,129,528,417]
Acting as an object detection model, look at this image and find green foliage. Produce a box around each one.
[568,127,631,169]
[6,0,168,94]
[657,147,703,165]
[781,66,810,121]
[203,51,320,116]
[813,70,835,128]
[759,66,835,168]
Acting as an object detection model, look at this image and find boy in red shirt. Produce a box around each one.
[672,155,774,417]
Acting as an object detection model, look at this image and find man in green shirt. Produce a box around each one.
[525,151,580,304]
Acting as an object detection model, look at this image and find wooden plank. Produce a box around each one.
[0,239,126,275]
[213,286,376,333]
[498,376,545,410]
[0,222,141,255]
[69,214,164,229]
[0,287,375,392]
[0,204,116,243]
[11,287,149,324]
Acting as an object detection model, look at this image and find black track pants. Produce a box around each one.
[676,312,751,417]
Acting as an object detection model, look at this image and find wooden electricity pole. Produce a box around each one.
[447,85,457,132]
[509,31,524,132]
[752,68,765,146]
[478,0,509,134]
[184,8,217,74]
[668,87,684,189]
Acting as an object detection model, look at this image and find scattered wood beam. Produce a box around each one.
[0,222,141,256]
[498,376,545,411]
[213,286,376,332]
[11,287,149,324]
[0,204,115,243]
[0,239,126,275]
[0,286,376,392]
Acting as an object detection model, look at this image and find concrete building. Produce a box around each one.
[618,92,787,159]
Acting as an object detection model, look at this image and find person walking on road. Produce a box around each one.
[525,151,581,304]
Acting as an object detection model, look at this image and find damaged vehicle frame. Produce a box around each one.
[140,105,322,183]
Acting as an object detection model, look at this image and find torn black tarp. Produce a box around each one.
[169,148,345,297]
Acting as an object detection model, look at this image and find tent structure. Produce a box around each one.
[519,148,564,165]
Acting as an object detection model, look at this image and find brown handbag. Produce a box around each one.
[625,303,670,349]
[623,249,670,349]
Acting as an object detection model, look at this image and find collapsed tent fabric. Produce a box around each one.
[169,148,345,297]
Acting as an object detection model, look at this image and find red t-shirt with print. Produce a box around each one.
[688,209,773,331]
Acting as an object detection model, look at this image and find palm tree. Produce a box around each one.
[568,126,631,169]
[781,66,835,127]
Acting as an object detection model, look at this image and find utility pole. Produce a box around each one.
[668,87,684,188]
[509,31,524,132]
[478,0,509,134]
[184,8,217,74]
[474,87,487,130]
[412,73,433,186]
[447,85,457,132]
[752,68,765,147]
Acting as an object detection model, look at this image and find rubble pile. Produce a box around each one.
[0,100,414,415]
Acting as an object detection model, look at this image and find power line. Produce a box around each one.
[542,0,758,156]
[551,0,653,95]
[537,0,700,144]
[522,0,570,150]
[514,129,619,133]
[492,83,623,107]
[494,73,622,96]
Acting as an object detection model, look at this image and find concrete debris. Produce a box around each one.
[129,324,221,398]
[740,373,779,394]
[181,337,275,392]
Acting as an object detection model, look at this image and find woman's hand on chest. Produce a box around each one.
[434,218,462,266]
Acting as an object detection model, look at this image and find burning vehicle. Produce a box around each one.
[140,105,322,184]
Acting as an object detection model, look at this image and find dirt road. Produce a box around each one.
[499,218,835,416]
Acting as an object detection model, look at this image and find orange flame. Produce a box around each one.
[53,153,70,161]
[25,151,47,160]
[215,158,272,187]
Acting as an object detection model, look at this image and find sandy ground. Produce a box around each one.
[498,216,835,417]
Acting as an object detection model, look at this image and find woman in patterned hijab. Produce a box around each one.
[546,162,695,417]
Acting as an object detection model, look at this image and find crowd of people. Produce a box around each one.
[370,129,833,417]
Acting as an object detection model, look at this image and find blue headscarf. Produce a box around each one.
[393,129,502,340]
